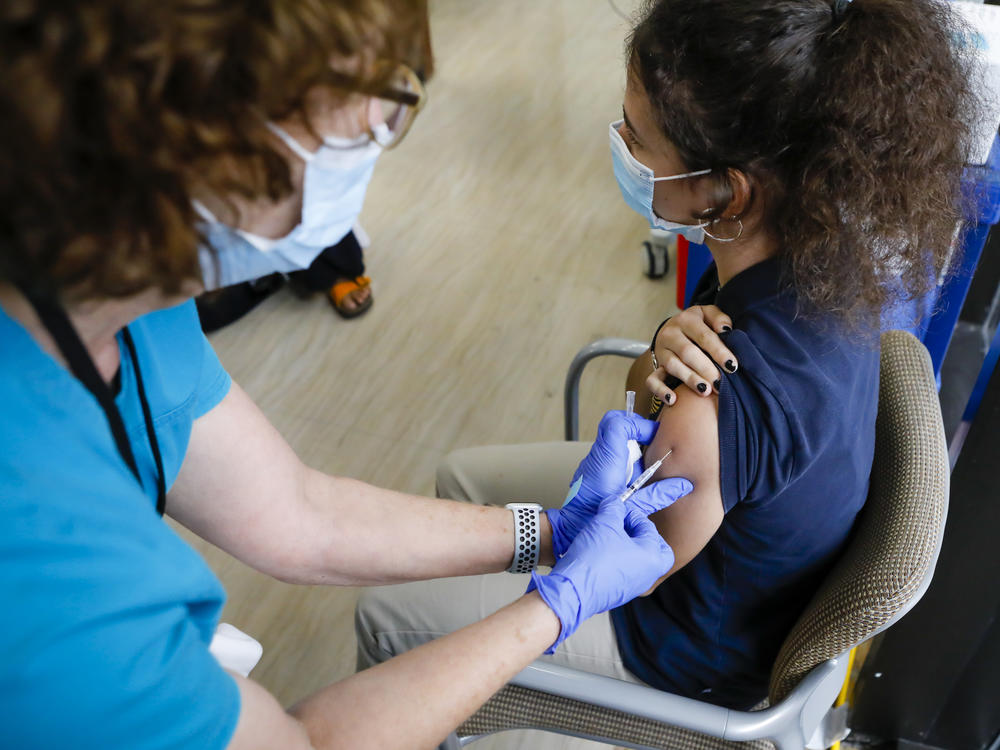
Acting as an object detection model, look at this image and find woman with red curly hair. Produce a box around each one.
[0,2,692,748]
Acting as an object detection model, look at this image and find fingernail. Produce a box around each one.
[697,382,708,393]
[713,379,721,390]
[722,325,732,333]
[725,359,737,372]
[664,393,673,405]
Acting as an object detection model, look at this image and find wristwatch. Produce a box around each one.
[504,502,543,573]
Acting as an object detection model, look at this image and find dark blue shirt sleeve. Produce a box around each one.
[716,330,799,513]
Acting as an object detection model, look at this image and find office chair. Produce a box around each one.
[443,330,949,750]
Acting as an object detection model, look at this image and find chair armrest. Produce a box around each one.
[511,661,730,736]
[564,337,649,441]
[724,657,846,745]
[511,656,846,746]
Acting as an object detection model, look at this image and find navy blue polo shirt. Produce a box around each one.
[611,257,878,708]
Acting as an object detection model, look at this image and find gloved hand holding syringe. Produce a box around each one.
[532,394,685,652]
[545,395,689,559]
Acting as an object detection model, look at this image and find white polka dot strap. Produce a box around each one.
[504,503,543,574]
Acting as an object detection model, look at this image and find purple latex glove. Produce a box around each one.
[546,410,659,558]
[530,478,692,653]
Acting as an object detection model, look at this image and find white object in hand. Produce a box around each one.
[209,623,263,677]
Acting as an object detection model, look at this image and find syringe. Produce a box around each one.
[620,449,673,502]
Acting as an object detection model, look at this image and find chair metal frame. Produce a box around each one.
[444,657,846,750]
[444,333,948,750]
[563,338,649,441]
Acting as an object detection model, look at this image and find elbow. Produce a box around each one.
[262,538,358,586]
[248,548,319,585]
[258,470,358,585]
[287,706,326,750]
[242,519,351,586]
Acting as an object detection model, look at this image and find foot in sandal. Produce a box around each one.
[328,275,373,319]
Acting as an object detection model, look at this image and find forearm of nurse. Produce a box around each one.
[227,591,561,750]
[296,470,555,585]
[168,381,554,587]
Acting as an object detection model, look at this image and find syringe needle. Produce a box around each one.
[653,449,672,466]
[620,449,673,501]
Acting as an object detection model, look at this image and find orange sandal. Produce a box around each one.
[328,275,374,319]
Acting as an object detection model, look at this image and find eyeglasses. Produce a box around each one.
[362,64,426,150]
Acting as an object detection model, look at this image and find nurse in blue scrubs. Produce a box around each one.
[0,2,693,749]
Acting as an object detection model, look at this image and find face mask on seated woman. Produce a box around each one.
[194,121,387,290]
[608,119,711,243]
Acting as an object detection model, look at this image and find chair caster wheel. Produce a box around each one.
[642,240,671,279]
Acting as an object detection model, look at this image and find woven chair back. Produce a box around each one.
[768,330,949,702]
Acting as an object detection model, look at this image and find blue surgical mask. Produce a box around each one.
[609,120,711,243]
[195,122,384,289]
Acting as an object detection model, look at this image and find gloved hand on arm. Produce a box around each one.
[547,409,691,557]
[530,478,692,652]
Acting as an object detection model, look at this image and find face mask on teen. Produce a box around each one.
[608,119,711,244]
[194,121,386,290]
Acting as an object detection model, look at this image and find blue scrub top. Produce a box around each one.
[0,299,240,748]
[612,257,879,708]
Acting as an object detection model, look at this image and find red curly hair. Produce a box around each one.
[0,0,431,302]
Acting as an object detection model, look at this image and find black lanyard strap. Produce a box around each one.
[122,327,167,516]
[24,292,166,516]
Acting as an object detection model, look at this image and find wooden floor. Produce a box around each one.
[171,0,681,745]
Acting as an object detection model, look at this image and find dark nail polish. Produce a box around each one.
[697,382,708,393]
[722,325,732,333]
[713,379,721,390]
[725,359,737,372]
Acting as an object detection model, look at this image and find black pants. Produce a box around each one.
[196,231,365,333]
[290,230,365,292]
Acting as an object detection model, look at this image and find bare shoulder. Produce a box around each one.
[643,383,723,581]
[646,383,719,489]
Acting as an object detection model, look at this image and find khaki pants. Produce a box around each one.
[355,442,644,750]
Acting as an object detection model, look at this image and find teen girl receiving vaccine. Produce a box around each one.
[356,2,977,747]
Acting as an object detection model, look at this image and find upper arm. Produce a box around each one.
[167,380,315,581]
[639,371,724,587]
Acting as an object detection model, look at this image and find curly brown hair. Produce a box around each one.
[629,0,980,329]
[0,0,431,302]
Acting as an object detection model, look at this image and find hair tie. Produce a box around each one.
[832,0,852,23]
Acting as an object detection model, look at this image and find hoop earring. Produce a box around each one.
[703,216,743,243]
